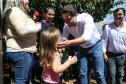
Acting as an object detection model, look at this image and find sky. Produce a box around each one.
[103,0,126,21]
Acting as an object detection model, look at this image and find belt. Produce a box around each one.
[107,51,125,56]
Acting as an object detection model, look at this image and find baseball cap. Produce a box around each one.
[34,11,41,16]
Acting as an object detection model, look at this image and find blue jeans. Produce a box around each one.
[6,52,32,84]
[29,53,42,84]
[29,54,37,83]
[79,41,105,84]
[106,52,126,84]
[104,63,108,82]
[123,60,126,81]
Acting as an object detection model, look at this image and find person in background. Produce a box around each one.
[102,24,107,31]
[40,28,77,84]
[102,24,108,83]
[40,6,55,32]
[28,11,41,84]
[32,6,55,82]
[58,4,105,84]
[61,47,70,82]
[102,8,126,84]
[37,6,55,53]
[2,0,41,84]
[123,61,126,82]
[33,11,41,22]
[68,45,80,83]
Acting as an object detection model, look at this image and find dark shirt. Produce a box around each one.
[37,20,50,38]
[40,21,50,34]
[37,21,50,52]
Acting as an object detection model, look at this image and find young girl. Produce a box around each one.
[40,28,77,84]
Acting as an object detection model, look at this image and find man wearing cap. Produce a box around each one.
[58,4,105,84]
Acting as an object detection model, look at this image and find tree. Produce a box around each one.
[28,0,124,31]
[3,0,124,31]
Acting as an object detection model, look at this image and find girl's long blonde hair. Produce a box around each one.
[40,28,61,69]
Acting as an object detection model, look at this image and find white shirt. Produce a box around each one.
[102,21,126,53]
[62,13,100,48]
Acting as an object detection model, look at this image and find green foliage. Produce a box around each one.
[29,0,124,30]
[2,0,124,30]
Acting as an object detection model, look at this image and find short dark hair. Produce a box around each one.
[61,4,77,17]
[43,6,55,14]
[113,8,125,16]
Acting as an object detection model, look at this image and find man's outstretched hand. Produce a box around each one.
[57,38,70,49]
